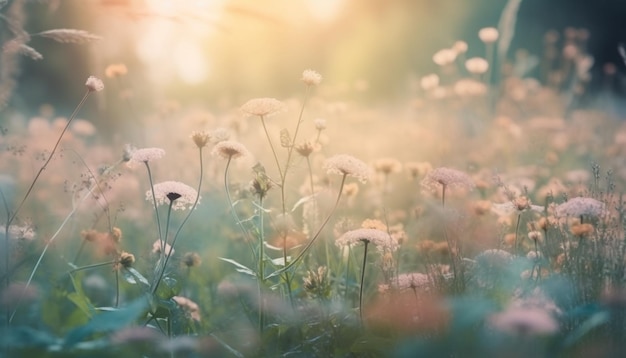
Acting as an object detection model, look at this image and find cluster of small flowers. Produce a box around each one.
[210,140,251,160]
[240,97,286,117]
[554,197,605,218]
[421,167,475,192]
[392,272,432,291]
[336,228,398,252]
[129,147,166,164]
[323,154,370,183]
[146,181,199,211]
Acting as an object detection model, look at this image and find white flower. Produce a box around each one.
[324,154,370,183]
[301,69,322,86]
[555,197,605,218]
[336,228,398,252]
[129,147,165,164]
[85,76,104,92]
[240,98,286,117]
[146,181,199,211]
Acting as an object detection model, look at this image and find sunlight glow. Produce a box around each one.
[306,0,345,22]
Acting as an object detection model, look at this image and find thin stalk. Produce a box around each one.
[223,156,254,250]
[258,196,265,334]
[259,115,283,182]
[514,213,522,255]
[268,173,347,279]
[7,90,91,229]
[144,162,164,254]
[68,260,116,273]
[152,148,204,295]
[151,200,174,294]
[115,270,120,307]
[359,241,369,324]
[10,159,123,322]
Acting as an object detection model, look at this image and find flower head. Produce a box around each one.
[129,147,165,164]
[240,97,286,117]
[421,167,475,192]
[479,27,499,43]
[313,118,327,130]
[301,69,322,86]
[465,57,489,74]
[211,140,251,160]
[85,76,104,92]
[336,228,398,252]
[555,197,605,218]
[182,252,202,268]
[105,64,128,78]
[146,181,199,211]
[489,307,559,336]
[393,273,432,291]
[190,131,210,149]
[323,154,370,183]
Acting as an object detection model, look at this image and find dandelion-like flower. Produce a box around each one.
[555,197,605,218]
[211,140,251,160]
[105,63,128,78]
[491,196,544,216]
[146,181,199,211]
[295,140,319,157]
[301,69,322,86]
[129,147,165,164]
[465,57,489,74]
[209,127,231,143]
[85,76,104,92]
[323,154,370,183]
[479,27,499,43]
[117,251,135,269]
[420,74,439,90]
[313,118,327,130]
[152,240,175,256]
[240,97,286,117]
[421,167,474,192]
[190,131,210,149]
[489,307,559,336]
[336,228,398,252]
[393,273,432,291]
[1,224,36,241]
[173,296,201,322]
[182,252,202,268]
[373,158,402,175]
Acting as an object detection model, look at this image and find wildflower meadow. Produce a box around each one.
[2,1,626,357]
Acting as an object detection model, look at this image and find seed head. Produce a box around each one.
[190,131,210,149]
[240,97,286,117]
[301,69,322,86]
[323,154,370,183]
[479,27,499,43]
[211,140,251,160]
[85,76,104,92]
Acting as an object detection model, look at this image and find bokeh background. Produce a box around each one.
[4,0,626,139]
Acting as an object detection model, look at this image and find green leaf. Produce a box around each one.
[155,277,181,300]
[122,267,150,286]
[67,292,94,319]
[219,257,256,276]
[63,296,149,348]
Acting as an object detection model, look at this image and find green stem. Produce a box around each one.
[10,158,123,323]
[359,241,369,323]
[144,162,165,255]
[514,213,521,255]
[224,156,254,251]
[260,115,283,183]
[267,173,347,279]
[7,90,91,229]
[152,148,204,295]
